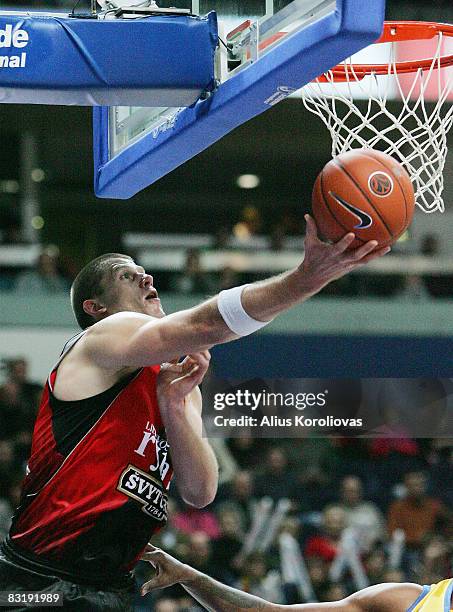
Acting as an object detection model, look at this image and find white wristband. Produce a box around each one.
[217,285,269,336]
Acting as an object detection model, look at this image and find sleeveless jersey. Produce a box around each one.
[6,331,173,585]
[407,579,453,612]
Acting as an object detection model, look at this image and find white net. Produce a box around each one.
[300,28,453,213]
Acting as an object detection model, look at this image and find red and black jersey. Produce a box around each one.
[6,331,173,586]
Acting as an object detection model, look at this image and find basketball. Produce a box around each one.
[312,149,415,249]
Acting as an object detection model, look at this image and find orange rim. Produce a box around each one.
[317,21,453,82]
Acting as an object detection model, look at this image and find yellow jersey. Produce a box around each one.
[408,579,453,612]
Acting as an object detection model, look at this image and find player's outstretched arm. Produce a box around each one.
[140,546,423,612]
[140,545,357,611]
[84,216,390,369]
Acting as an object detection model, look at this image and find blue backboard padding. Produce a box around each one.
[212,335,453,377]
[94,0,386,198]
[0,12,217,106]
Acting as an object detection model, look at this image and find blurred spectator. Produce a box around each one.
[305,506,346,562]
[213,226,231,249]
[0,357,41,439]
[233,206,262,240]
[290,465,334,513]
[154,598,179,612]
[15,249,68,293]
[419,234,451,298]
[397,274,430,301]
[217,266,240,291]
[1,357,41,410]
[170,249,215,295]
[305,557,330,599]
[0,441,16,498]
[269,224,286,251]
[254,447,294,501]
[338,476,385,551]
[0,495,12,542]
[0,223,22,245]
[428,441,453,507]
[321,583,348,602]
[216,470,256,530]
[173,505,220,540]
[211,507,244,582]
[226,435,264,470]
[417,535,451,584]
[387,471,447,548]
[152,499,189,558]
[381,569,406,583]
[235,552,283,603]
[186,532,213,574]
[364,548,386,584]
[420,234,440,256]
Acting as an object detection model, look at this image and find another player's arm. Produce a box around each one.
[140,546,422,612]
[156,354,218,508]
[84,217,389,369]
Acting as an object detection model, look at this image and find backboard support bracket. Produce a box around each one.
[94,0,386,199]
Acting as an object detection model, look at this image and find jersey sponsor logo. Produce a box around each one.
[134,422,171,483]
[117,464,168,521]
[0,24,29,69]
[368,171,393,197]
[329,191,373,229]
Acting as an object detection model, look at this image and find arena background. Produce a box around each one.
[0,0,452,610]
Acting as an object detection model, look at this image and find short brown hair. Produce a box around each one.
[70,253,133,329]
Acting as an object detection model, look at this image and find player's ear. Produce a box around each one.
[83,299,107,317]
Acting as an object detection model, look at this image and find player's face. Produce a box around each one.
[103,258,165,319]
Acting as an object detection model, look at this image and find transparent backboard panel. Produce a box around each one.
[109,0,335,157]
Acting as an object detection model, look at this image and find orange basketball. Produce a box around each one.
[312,149,415,249]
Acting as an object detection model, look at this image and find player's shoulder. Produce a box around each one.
[74,312,156,370]
[86,311,153,337]
[348,582,424,612]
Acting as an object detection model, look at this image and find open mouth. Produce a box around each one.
[145,290,158,301]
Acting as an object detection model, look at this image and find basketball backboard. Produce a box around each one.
[93,0,386,198]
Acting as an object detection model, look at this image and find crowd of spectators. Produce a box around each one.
[0,359,451,611]
[138,437,452,610]
[0,248,71,293]
[1,203,452,299]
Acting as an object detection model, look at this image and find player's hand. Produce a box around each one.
[140,544,196,594]
[157,351,210,410]
[300,214,390,291]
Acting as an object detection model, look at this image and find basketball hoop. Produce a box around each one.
[300,21,453,213]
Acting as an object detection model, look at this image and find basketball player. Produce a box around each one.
[0,216,388,610]
[140,544,453,611]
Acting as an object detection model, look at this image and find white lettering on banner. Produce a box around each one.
[264,85,297,106]
[0,53,26,68]
[0,25,29,70]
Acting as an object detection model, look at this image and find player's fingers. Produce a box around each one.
[333,232,356,254]
[141,576,166,595]
[348,239,379,261]
[169,364,200,386]
[160,362,183,373]
[142,544,158,555]
[187,352,211,372]
[141,551,162,563]
[356,245,391,265]
[304,214,319,242]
